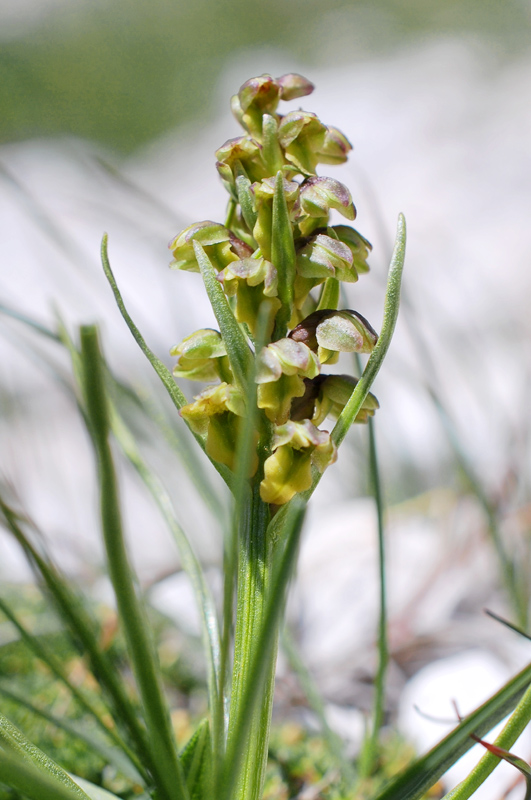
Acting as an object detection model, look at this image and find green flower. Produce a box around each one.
[215,136,270,194]
[331,225,372,277]
[298,177,355,236]
[169,221,251,272]
[290,375,379,426]
[180,383,257,473]
[260,419,337,505]
[289,308,378,364]
[278,111,352,175]
[256,338,320,424]
[170,328,231,383]
[217,257,281,338]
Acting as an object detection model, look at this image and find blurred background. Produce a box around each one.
[1,1,531,797]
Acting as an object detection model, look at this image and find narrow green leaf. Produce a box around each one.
[235,173,257,232]
[0,711,90,800]
[101,235,187,410]
[68,776,123,800]
[0,749,91,800]
[0,498,151,784]
[0,303,60,342]
[0,681,144,785]
[101,234,233,489]
[193,240,253,393]
[262,114,284,176]
[332,213,406,448]
[268,214,406,546]
[372,658,531,800]
[180,719,213,800]
[443,680,531,800]
[271,170,296,338]
[358,416,389,778]
[80,325,189,800]
[109,405,222,764]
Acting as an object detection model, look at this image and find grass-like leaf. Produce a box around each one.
[80,324,189,800]
[193,240,253,394]
[235,173,257,232]
[442,680,531,800]
[358,417,389,778]
[0,710,91,800]
[271,170,296,338]
[109,405,222,764]
[180,719,213,800]
[69,777,123,800]
[0,748,92,800]
[268,213,406,545]
[101,234,233,490]
[0,499,151,783]
[372,658,531,800]
[332,213,406,447]
[0,681,143,784]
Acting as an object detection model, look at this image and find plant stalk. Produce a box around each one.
[226,480,276,800]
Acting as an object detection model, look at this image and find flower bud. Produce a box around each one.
[260,419,337,505]
[170,328,230,383]
[277,73,314,101]
[256,338,320,423]
[217,257,281,337]
[231,74,281,137]
[169,221,251,272]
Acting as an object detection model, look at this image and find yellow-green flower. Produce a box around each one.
[260,420,337,505]
[169,221,251,272]
[180,383,256,473]
[256,339,320,424]
[170,328,231,383]
[217,257,281,338]
[289,309,378,364]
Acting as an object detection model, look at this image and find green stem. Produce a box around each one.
[358,417,388,777]
[226,480,275,800]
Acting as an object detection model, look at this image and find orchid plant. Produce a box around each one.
[3,71,530,800]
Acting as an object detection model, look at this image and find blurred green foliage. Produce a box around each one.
[1,0,529,154]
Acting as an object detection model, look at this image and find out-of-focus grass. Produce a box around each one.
[1,0,530,153]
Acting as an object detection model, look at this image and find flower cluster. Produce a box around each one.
[169,74,379,505]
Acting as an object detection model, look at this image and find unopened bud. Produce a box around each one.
[277,73,314,101]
